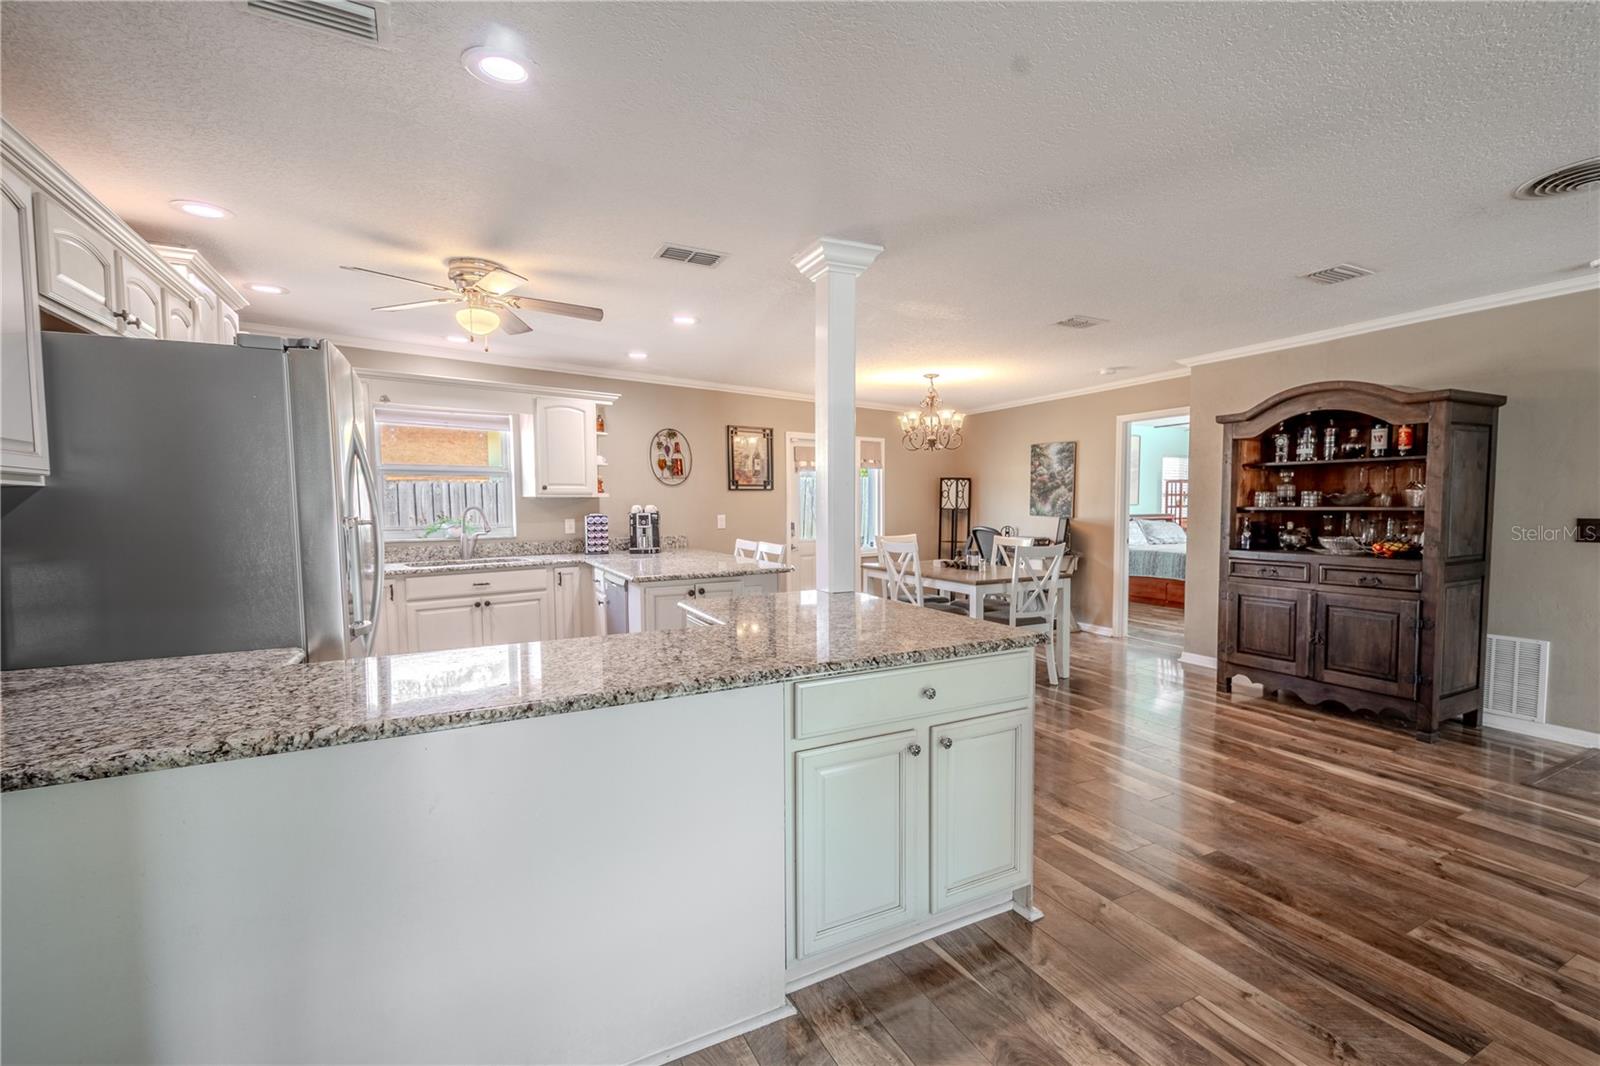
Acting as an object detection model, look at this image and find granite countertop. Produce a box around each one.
[386,548,792,583]
[0,592,1037,793]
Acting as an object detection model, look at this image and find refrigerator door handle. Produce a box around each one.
[346,433,384,642]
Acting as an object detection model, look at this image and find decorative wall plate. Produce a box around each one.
[650,428,691,485]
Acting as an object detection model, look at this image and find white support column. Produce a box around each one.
[793,237,883,594]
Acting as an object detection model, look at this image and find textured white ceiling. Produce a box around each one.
[2,1,1595,409]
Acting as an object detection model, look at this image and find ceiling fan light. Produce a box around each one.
[455,306,502,336]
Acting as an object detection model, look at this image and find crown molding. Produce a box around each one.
[1177,275,1600,368]
[792,237,885,281]
[965,367,1192,415]
[239,321,908,412]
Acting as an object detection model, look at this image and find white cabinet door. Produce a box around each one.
[525,396,596,496]
[34,194,117,330]
[162,288,196,341]
[406,595,483,653]
[639,581,691,632]
[483,591,552,645]
[114,251,161,338]
[370,581,405,656]
[219,303,239,346]
[553,566,585,638]
[2,175,48,483]
[795,730,926,959]
[930,710,1030,912]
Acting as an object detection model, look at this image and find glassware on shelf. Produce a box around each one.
[1253,490,1275,508]
[1275,470,1297,504]
[1371,468,1394,507]
[1403,467,1426,507]
[1295,425,1317,462]
[1271,423,1291,464]
[1299,490,1322,507]
[1355,516,1378,546]
[1323,420,1339,461]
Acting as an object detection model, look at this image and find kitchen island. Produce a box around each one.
[2,592,1040,1065]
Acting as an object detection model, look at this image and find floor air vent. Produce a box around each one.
[246,0,385,44]
[1483,634,1549,722]
[1515,158,1600,200]
[1302,263,1374,285]
[656,244,724,268]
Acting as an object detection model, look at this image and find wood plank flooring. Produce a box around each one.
[677,634,1599,1066]
[1127,603,1186,655]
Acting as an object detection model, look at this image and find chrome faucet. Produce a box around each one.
[460,506,490,559]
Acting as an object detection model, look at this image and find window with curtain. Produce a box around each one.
[372,407,515,539]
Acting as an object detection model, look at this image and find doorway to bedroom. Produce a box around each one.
[1113,409,1190,654]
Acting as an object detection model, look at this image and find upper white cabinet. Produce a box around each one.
[153,245,248,346]
[162,288,196,342]
[521,396,598,497]
[35,194,118,330]
[2,171,48,484]
[115,251,162,339]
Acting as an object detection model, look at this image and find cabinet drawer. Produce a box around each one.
[404,567,551,601]
[1317,565,1420,593]
[794,653,1031,741]
[1228,559,1310,583]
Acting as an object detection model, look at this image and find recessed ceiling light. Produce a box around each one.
[247,283,288,295]
[1098,366,1129,376]
[462,46,530,87]
[672,313,697,326]
[628,350,649,361]
[170,199,232,220]
[447,334,471,344]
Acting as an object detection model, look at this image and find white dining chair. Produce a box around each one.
[733,538,759,562]
[984,542,1065,685]
[990,535,1032,565]
[755,541,786,565]
[875,534,952,608]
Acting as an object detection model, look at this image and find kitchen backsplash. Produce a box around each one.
[384,535,690,564]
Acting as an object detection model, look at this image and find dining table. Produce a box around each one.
[860,553,1080,678]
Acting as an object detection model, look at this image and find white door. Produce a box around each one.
[785,432,817,590]
[483,591,552,645]
[162,288,196,341]
[114,252,161,338]
[795,730,926,959]
[553,567,585,638]
[532,396,596,496]
[2,177,48,481]
[34,194,117,329]
[407,596,483,653]
[930,710,1030,912]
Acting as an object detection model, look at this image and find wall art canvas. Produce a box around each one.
[727,426,773,490]
[1029,440,1076,517]
[650,428,691,485]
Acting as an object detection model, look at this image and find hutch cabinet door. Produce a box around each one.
[930,709,1029,913]
[1225,585,1312,677]
[1313,591,1419,699]
[795,730,925,959]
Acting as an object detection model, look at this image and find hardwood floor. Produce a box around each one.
[1127,603,1185,655]
[678,635,1600,1066]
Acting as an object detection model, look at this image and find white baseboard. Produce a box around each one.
[629,1001,798,1066]
[1078,622,1115,637]
[1179,652,1217,671]
[1480,712,1600,749]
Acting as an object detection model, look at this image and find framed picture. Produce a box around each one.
[1029,440,1076,517]
[650,428,691,485]
[727,426,773,490]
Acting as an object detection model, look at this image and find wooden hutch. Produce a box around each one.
[1215,381,1505,740]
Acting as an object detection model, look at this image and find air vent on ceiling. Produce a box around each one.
[1056,315,1107,329]
[1482,634,1549,723]
[1515,157,1600,200]
[1302,263,1374,285]
[656,244,725,268]
[246,0,386,44]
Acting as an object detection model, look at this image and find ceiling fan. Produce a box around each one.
[340,257,604,343]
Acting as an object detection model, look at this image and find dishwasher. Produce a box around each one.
[597,571,630,634]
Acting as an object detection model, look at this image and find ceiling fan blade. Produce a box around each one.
[371,296,462,312]
[340,265,454,291]
[498,307,533,334]
[503,295,605,322]
[477,267,527,296]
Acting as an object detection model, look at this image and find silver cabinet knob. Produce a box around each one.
[939,736,953,749]
[907,742,922,757]
[920,686,937,700]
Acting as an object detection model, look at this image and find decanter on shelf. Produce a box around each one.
[1322,420,1339,461]
[1371,467,1394,507]
[1275,470,1297,505]
[1295,425,1317,462]
[1271,423,1291,464]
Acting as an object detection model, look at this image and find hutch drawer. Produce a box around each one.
[1317,565,1420,593]
[1228,558,1310,583]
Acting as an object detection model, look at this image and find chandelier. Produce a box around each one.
[899,373,964,451]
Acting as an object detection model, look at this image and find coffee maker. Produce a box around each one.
[629,505,661,554]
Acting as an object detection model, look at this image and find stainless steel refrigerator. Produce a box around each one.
[0,333,383,669]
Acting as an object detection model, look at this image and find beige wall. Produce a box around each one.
[948,376,1192,631]
[342,347,951,560]
[1186,290,1600,732]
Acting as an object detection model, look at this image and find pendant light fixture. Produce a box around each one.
[899,373,964,451]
